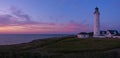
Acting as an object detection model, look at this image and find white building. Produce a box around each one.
[105,30,120,38]
[77,30,120,38]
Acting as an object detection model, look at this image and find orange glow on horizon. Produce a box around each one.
[0,23,89,34]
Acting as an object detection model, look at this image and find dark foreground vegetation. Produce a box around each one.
[0,35,120,58]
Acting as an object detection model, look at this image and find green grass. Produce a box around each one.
[39,38,120,53]
[0,36,119,58]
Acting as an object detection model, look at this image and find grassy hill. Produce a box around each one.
[0,35,119,58]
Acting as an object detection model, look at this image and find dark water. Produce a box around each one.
[0,34,69,45]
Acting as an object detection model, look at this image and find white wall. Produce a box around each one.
[77,34,89,38]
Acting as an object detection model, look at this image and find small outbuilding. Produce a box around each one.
[77,32,89,38]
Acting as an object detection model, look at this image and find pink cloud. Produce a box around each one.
[0,6,91,34]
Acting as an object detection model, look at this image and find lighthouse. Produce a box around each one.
[94,7,100,37]
[77,7,120,38]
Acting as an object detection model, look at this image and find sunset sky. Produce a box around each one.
[0,0,119,34]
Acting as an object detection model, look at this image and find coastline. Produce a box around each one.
[0,34,71,45]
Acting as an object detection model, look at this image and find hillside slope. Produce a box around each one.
[0,36,119,58]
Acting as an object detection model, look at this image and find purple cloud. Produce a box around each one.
[0,6,39,26]
[10,6,31,21]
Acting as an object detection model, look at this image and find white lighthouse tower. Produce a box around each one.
[94,7,100,37]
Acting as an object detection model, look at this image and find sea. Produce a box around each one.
[0,34,70,45]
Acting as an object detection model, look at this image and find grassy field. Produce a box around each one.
[39,38,120,53]
[0,36,119,58]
